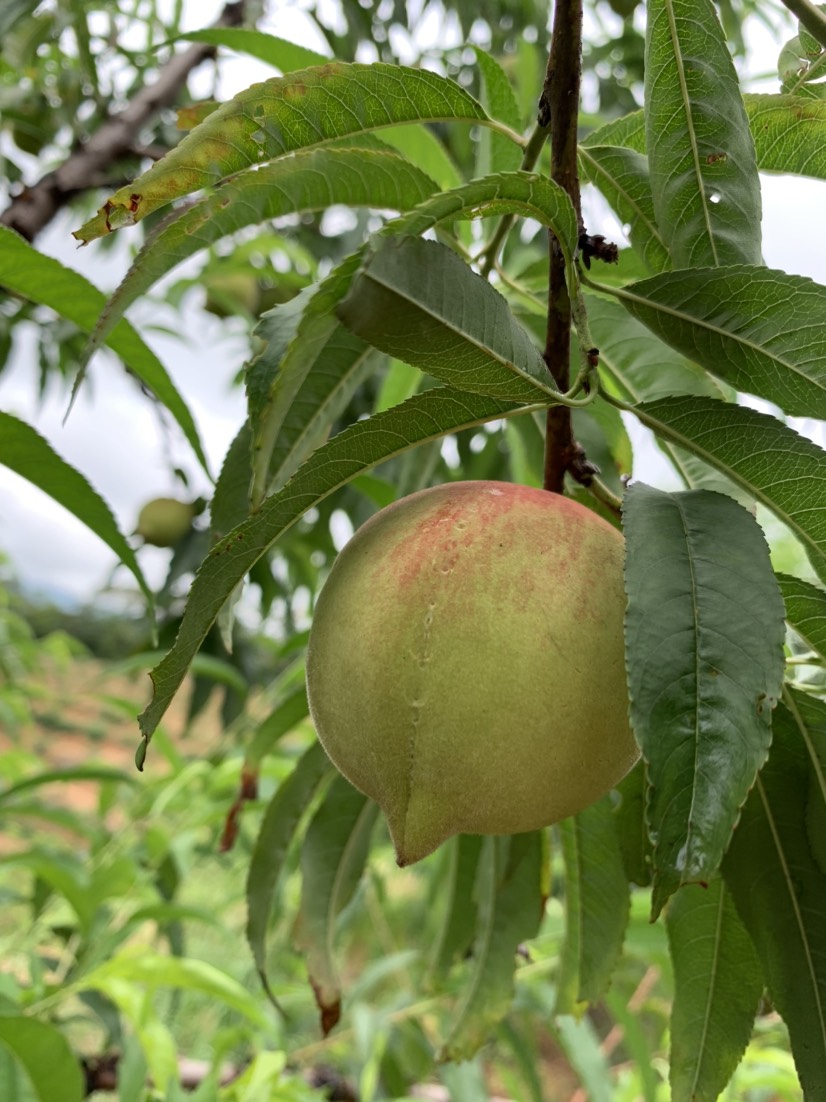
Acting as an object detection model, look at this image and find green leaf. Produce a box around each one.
[0,1018,83,1102]
[586,94,826,183]
[578,145,669,273]
[587,292,722,402]
[251,301,378,505]
[782,686,826,878]
[441,832,544,1061]
[81,953,269,1027]
[0,226,207,475]
[556,798,630,1013]
[608,266,826,418]
[246,742,332,1004]
[388,170,578,266]
[244,685,310,768]
[588,296,739,493]
[474,48,523,177]
[746,94,826,177]
[248,255,366,507]
[295,777,378,1035]
[429,834,485,978]
[338,236,556,402]
[628,396,826,580]
[623,483,786,917]
[777,573,826,660]
[613,761,652,887]
[73,63,510,242]
[78,147,437,380]
[176,28,328,71]
[210,422,253,543]
[0,412,153,609]
[644,0,761,268]
[554,1016,613,1102]
[137,387,529,747]
[374,124,463,190]
[723,703,826,1101]
[666,878,762,1102]
[0,766,135,804]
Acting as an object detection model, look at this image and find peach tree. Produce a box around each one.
[2,0,826,1097]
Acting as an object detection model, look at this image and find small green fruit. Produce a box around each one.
[135,497,195,547]
[306,480,639,866]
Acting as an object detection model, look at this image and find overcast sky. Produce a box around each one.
[1,1,824,605]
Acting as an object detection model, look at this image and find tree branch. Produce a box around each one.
[0,1,245,242]
[539,0,584,493]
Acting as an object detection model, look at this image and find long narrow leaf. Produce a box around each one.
[249,255,365,507]
[73,63,511,242]
[78,146,438,372]
[623,483,786,916]
[645,0,761,267]
[585,94,826,184]
[246,742,332,1004]
[338,236,556,402]
[0,1018,83,1102]
[723,703,826,1101]
[608,266,826,418]
[429,834,485,979]
[441,832,544,1061]
[628,396,826,580]
[177,28,328,71]
[666,878,762,1102]
[578,145,669,273]
[294,778,378,1034]
[556,798,630,1012]
[0,412,152,608]
[0,226,207,474]
[777,573,826,660]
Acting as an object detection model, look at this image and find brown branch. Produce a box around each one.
[81,1053,357,1098]
[0,1,245,242]
[539,0,584,494]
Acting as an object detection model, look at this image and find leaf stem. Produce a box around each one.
[541,0,584,493]
[586,475,623,517]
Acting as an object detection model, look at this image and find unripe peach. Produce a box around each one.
[135,497,195,547]
[306,481,638,866]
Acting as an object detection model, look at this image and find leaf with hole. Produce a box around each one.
[645,0,761,268]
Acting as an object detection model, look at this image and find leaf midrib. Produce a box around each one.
[661,0,719,265]
[610,279,826,401]
[756,773,826,1055]
[359,267,557,400]
[632,402,826,570]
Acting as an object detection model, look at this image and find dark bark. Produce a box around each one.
[539,0,584,493]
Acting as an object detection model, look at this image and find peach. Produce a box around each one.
[306,481,638,865]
